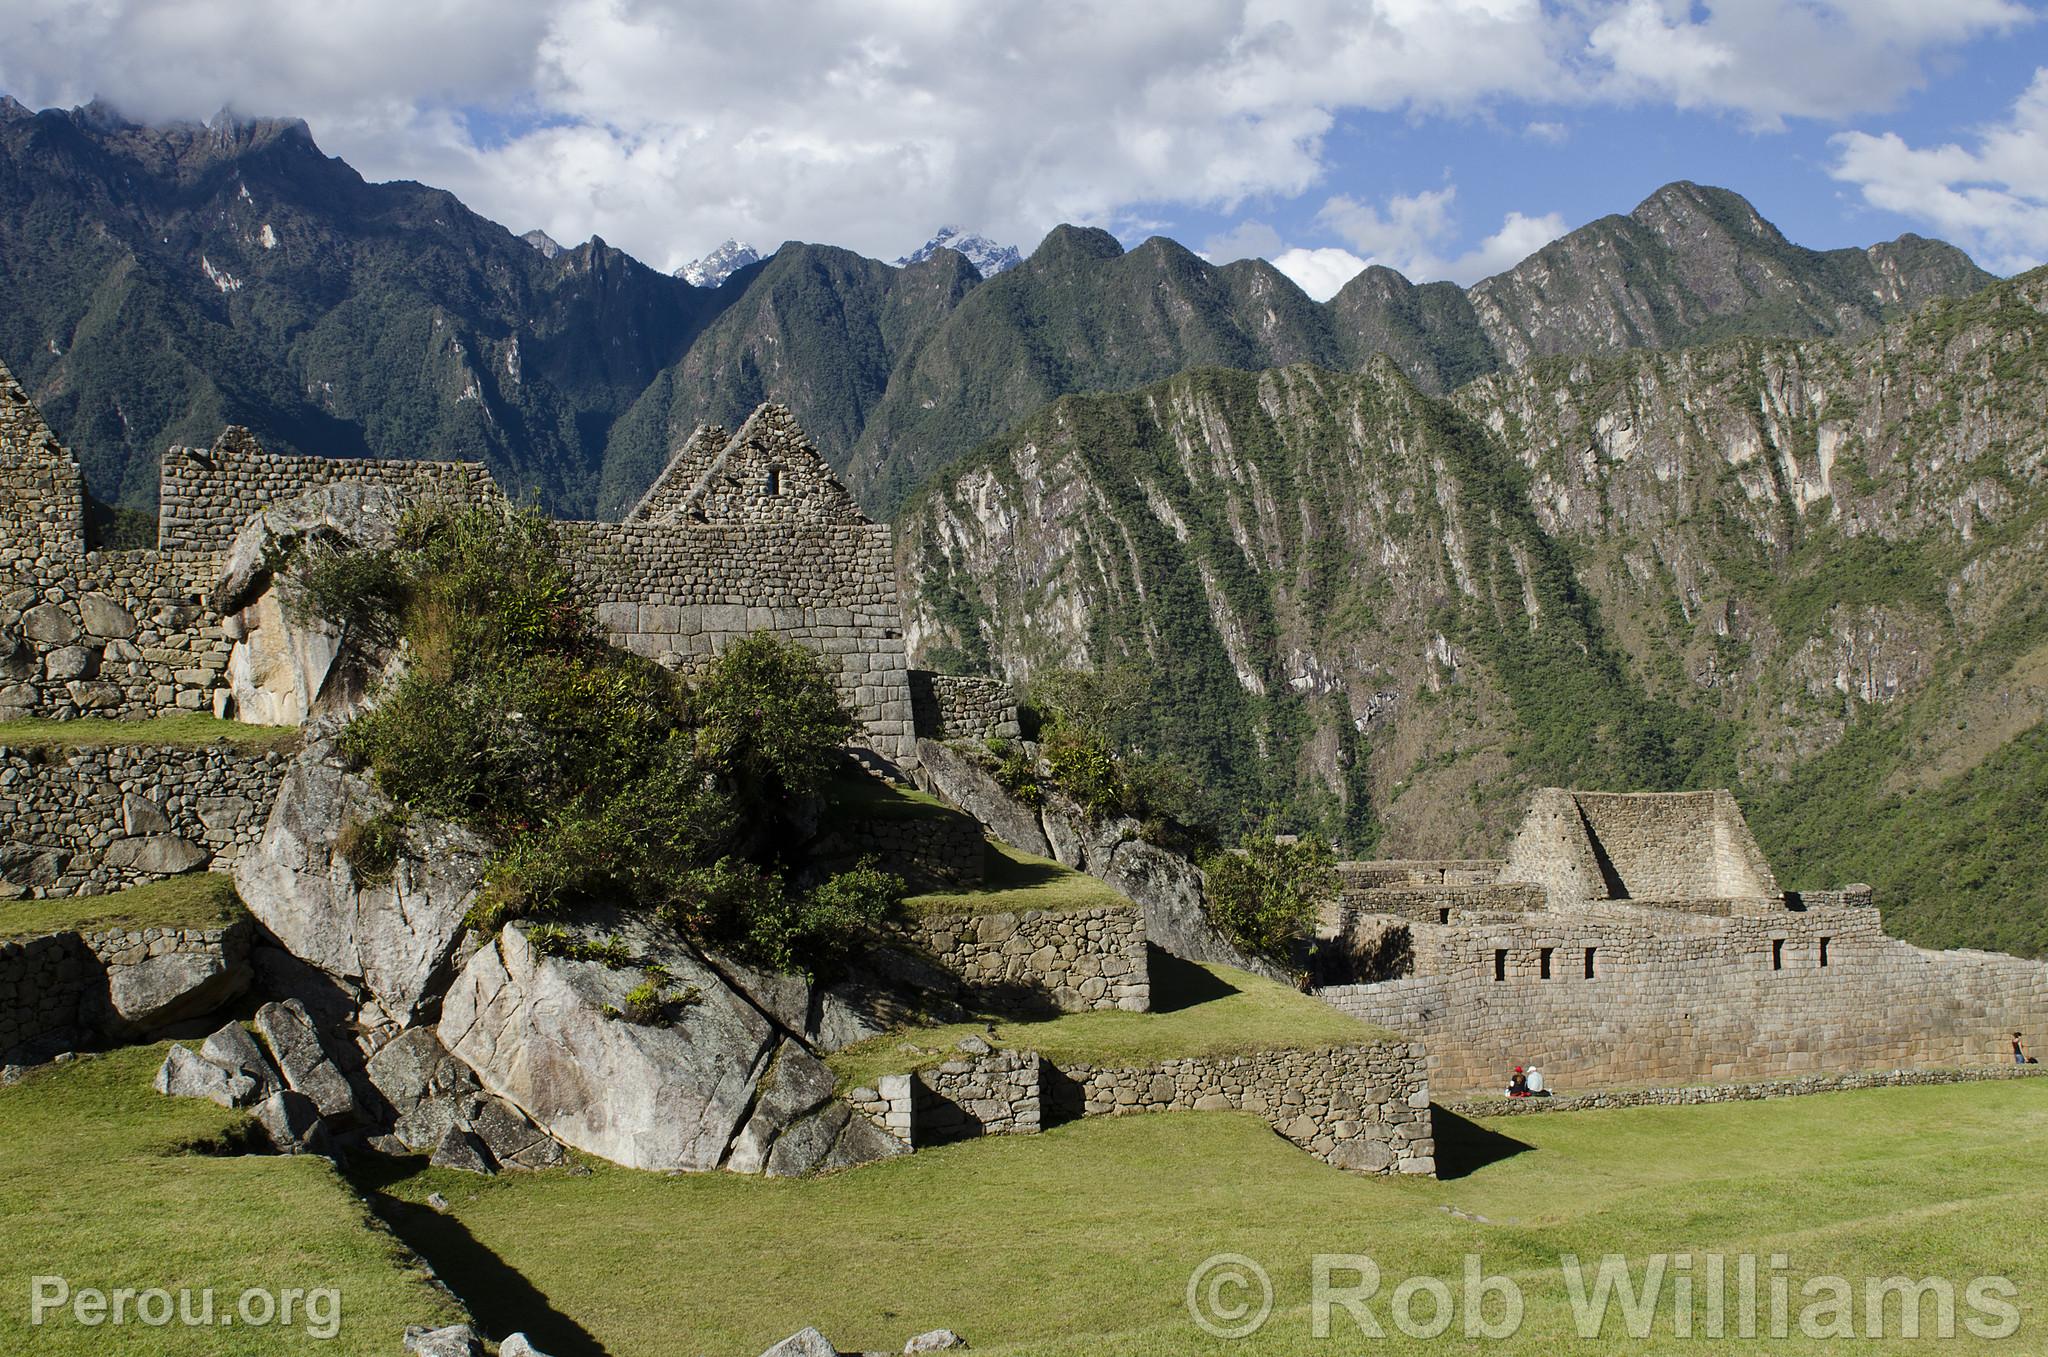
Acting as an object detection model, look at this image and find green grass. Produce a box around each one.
[356,1079,2048,1355]
[0,715,299,752]
[825,771,963,822]
[0,1045,465,1355]
[0,874,245,941]
[904,841,1135,918]
[825,957,1390,1092]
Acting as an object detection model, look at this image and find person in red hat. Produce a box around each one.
[1506,1066,1530,1097]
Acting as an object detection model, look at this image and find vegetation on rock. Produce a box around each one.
[318,502,901,974]
[1200,829,1339,963]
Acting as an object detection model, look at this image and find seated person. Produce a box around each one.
[1506,1067,1529,1097]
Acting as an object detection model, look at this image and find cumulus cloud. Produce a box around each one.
[1270,246,1373,300]
[0,1,2031,270]
[1308,185,1566,284]
[1588,0,2034,130]
[1831,67,2048,274]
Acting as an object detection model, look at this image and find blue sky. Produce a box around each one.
[6,2,2046,295]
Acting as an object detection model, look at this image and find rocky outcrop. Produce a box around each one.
[91,917,254,1036]
[234,745,488,1029]
[914,738,1287,982]
[365,1027,565,1172]
[213,482,411,727]
[438,921,904,1176]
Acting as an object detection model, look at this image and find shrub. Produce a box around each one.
[334,503,875,974]
[1201,828,1338,963]
[333,807,410,886]
[985,738,1044,805]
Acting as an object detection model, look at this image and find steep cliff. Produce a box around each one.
[899,269,2048,955]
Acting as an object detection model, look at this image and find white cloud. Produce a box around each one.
[1525,119,1570,143]
[1200,219,1286,263]
[0,1,2031,270]
[1831,67,2048,274]
[1271,246,1372,299]
[1587,0,2034,130]
[1311,185,1565,283]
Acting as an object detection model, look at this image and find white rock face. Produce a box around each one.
[227,589,343,727]
[438,922,903,1175]
[234,748,489,1027]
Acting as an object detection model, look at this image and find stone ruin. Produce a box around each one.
[1319,787,2048,1093]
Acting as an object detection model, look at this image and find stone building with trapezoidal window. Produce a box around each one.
[1319,787,2048,1094]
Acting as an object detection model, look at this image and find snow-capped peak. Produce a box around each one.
[895,227,1022,278]
[677,239,762,288]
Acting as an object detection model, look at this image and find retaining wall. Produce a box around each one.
[0,745,288,898]
[1442,1064,2048,1119]
[0,553,230,721]
[1320,904,2048,1092]
[908,673,1021,743]
[813,814,986,891]
[0,918,250,1061]
[849,1041,1434,1175]
[897,905,1149,1013]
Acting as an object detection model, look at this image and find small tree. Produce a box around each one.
[689,632,855,802]
[1201,828,1339,962]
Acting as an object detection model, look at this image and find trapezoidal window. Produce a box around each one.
[1772,938,1785,971]
[1438,908,1451,924]
[1539,947,1554,980]
[1493,949,1507,982]
[1584,947,1597,979]
[764,467,783,496]
[1819,937,1831,968]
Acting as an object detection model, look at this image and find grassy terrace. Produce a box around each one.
[0,874,245,941]
[0,1045,463,1356]
[0,715,298,752]
[904,841,1134,918]
[827,955,1386,1091]
[354,1078,2048,1356]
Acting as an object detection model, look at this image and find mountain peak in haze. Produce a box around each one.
[520,229,565,259]
[677,239,762,288]
[895,227,1022,278]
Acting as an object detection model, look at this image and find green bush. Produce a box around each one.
[333,807,410,886]
[1200,828,1338,963]
[329,503,897,974]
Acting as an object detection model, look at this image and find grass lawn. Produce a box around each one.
[0,1045,465,1356]
[826,771,963,822]
[904,840,1135,918]
[0,874,246,941]
[0,715,298,752]
[827,956,1388,1091]
[357,1078,2048,1355]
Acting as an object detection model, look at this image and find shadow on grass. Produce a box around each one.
[349,1155,610,1357]
[1148,946,1240,1013]
[1431,1105,1536,1180]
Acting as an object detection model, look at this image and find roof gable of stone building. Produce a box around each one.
[634,403,867,527]
[0,356,86,552]
[624,422,730,525]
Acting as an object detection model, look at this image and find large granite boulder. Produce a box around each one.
[96,920,254,1036]
[213,481,411,727]
[366,1027,564,1170]
[438,921,903,1175]
[254,998,359,1121]
[235,746,488,1028]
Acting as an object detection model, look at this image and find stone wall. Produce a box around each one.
[625,406,866,527]
[908,672,1022,743]
[0,551,232,721]
[1337,861,1504,890]
[812,813,986,891]
[0,745,288,898]
[1,918,250,1061]
[0,358,85,556]
[897,904,1149,1013]
[848,1041,1433,1174]
[1332,883,1547,929]
[1442,1064,2048,1119]
[156,438,503,558]
[1060,1043,1435,1174]
[565,520,914,762]
[1504,788,1780,907]
[0,931,89,1061]
[1320,903,2048,1093]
